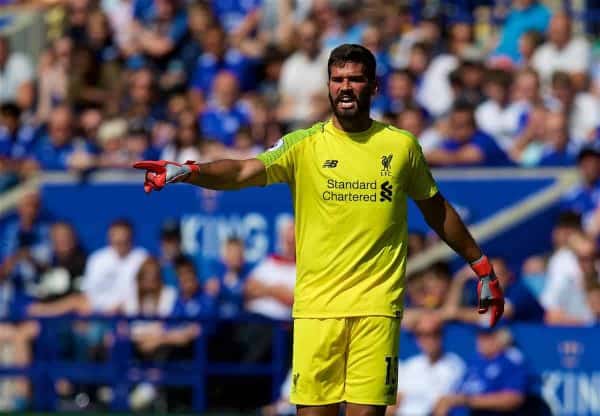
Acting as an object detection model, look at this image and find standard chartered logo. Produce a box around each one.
[322,179,393,202]
[380,181,392,202]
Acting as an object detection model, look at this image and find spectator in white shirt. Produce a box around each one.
[277,19,328,127]
[386,312,465,416]
[532,13,590,91]
[244,218,296,320]
[28,219,148,316]
[476,68,521,151]
[0,37,34,104]
[548,71,600,149]
[542,231,596,325]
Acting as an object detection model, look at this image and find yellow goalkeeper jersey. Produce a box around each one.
[256,119,438,318]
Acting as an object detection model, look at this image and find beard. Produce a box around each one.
[328,88,372,120]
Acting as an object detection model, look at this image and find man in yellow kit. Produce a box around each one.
[133,44,504,416]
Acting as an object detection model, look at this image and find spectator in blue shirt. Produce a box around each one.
[204,236,249,318]
[425,101,512,167]
[322,1,367,50]
[29,106,93,171]
[129,0,188,68]
[190,25,256,110]
[434,326,528,416]
[171,255,217,321]
[538,111,576,167]
[211,0,261,35]
[561,141,600,220]
[493,0,551,65]
[199,70,252,147]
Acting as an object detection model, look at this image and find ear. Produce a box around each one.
[371,79,379,96]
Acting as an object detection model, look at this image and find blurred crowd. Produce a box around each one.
[3,0,600,186]
[2,0,600,413]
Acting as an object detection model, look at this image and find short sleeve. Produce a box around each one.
[405,134,438,200]
[256,136,298,185]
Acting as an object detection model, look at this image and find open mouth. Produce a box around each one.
[337,95,357,109]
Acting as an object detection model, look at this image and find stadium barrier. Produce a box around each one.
[0,316,598,414]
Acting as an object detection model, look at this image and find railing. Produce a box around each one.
[0,314,291,413]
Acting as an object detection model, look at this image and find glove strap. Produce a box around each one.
[184,161,200,174]
[470,255,492,278]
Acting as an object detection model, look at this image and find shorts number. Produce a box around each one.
[385,355,398,386]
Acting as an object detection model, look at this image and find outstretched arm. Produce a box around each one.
[133,158,267,192]
[185,159,267,190]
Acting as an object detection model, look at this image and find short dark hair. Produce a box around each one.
[551,71,573,89]
[452,99,475,115]
[0,102,20,119]
[555,211,582,230]
[327,44,376,82]
[109,218,133,233]
[174,254,196,271]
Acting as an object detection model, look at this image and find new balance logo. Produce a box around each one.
[323,160,338,168]
[380,181,392,202]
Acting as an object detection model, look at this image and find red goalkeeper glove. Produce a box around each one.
[132,160,199,193]
[470,255,504,327]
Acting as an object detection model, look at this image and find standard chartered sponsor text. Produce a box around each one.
[323,179,378,202]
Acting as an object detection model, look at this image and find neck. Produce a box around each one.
[428,351,443,363]
[332,114,372,133]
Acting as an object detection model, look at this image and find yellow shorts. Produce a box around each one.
[290,316,400,406]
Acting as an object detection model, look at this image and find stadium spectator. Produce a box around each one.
[36,36,72,123]
[190,24,256,110]
[212,0,261,39]
[541,231,596,325]
[433,326,528,416]
[492,0,551,65]
[160,109,204,163]
[321,0,367,51]
[396,106,442,153]
[244,219,296,321]
[204,236,249,318]
[0,103,30,189]
[418,20,479,117]
[28,105,94,172]
[425,101,511,167]
[119,68,163,133]
[125,257,177,410]
[0,36,34,105]
[451,59,487,108]
[475,68,517,150]
[516,30,544,68]
[199,70,252,147]
[95,118,130,169]
[27,221,86,304]
[442,257,544,323]
[532,13,590,91]
[129,0,189,68]
[561,141,600,223]
[361,24,392,86]
[511,109,575,167]
[373,70,421,119]
[386,313,465,416]
[547,71,599,148]
[277,19,328,127]
[82,219,148,313]
[0,191,51,297]
[402,263,452,330]
[389,13,444,70]
[28,219,147,316]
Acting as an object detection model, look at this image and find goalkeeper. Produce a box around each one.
[134,44,504,416]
